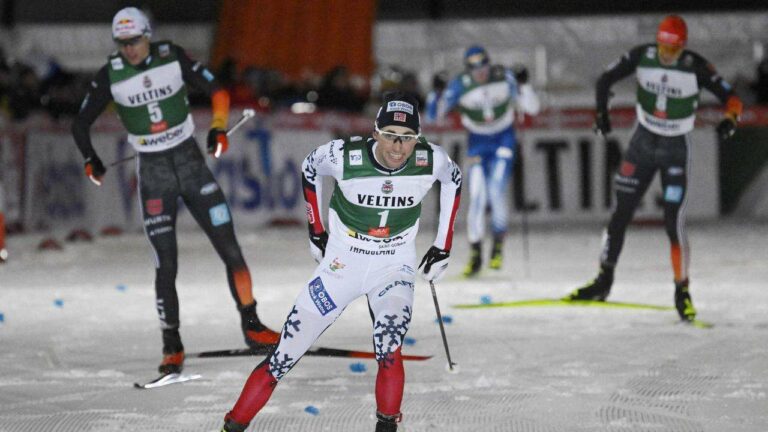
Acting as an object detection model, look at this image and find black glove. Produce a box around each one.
[84,155,106,186]
[207,128,229,158]
[716,118,737,141]
[308,231,328,263]
[432,71,449,93]
[419,246,450,282]
[594,110,611,136]
[512,64,529,85]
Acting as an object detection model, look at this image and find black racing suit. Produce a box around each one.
[596,44,737,282]
[71,46,256,335]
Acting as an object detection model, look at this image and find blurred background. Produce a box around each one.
[2,0,768,240]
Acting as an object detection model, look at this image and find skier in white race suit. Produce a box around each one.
[221,92,462,432]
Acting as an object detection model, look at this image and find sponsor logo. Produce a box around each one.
[664,185,684,203]
[349,149,363,166]
[139,125,186,147]
[382,180,394,194]
[143,75,152,88]
[356,194,415,208]
[349,246,396,256]
[378,280,415,297]
[329,257,346,272]
[394,112,407,122]
[368,226,390,237]
[386,101,414,114]
[308,277,337,316]
[416,150,428,166]
[668,166,684,176]
[144,215,171,226]
[145,199,163,216]
[200,182,219,195]
[159,44,170,57]
[148,226,173,236]
[347,231,405,244]
[110,57,124,70]
[619,161,636,177]
[643,80,682,98]
[306,203,315,224]
[127,85,174,106]
[209,203,231,226]
[150,121,168,133]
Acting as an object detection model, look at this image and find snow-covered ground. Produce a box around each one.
[1,222,766,431]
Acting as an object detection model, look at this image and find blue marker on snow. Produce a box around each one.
[116,284,127,292]
[435,315,453,324]
[304,405,320,416]
[0,312,4,323]
[403,337,416,346]
[349,362,367,373]
[53,299,64,308]
[480,295,493,304]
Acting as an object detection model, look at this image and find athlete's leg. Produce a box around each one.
[464,133,490,276]
[137,152,184,371]
[466,156,487,244]
[366,259,415,429]
[225,242,366,426]
[659,134,695,320]
[486,128,516,269]
[567,126,657,300]
[176,140,277,345]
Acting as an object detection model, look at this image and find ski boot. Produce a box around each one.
[489,235,503,270]
[158,328,184,374]
[463,242,482,277]
[0,248,7,263]
[241,302,280,348]
[375,412,401,432]
[221,415,248,432]
[674,279,696,322]
[564,266,614,301]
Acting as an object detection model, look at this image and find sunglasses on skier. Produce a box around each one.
[375,126,420,143]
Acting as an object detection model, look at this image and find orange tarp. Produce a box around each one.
[212,0,376,78]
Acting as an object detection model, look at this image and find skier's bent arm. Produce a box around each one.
[71,66,113,160]
[596,46,643,113]
[432,146,462,251]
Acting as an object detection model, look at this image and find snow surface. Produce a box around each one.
[1,222,767,431]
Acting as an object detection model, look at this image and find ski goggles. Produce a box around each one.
[375,126,420,143]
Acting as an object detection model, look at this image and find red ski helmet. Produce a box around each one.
[656,15,687,47]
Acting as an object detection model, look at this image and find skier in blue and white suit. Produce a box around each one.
[426,45,540,276]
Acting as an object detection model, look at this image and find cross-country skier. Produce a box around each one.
[426,45,539,276]
[220,92,462,432]
[564,15,743,322]
[71,7,278,375]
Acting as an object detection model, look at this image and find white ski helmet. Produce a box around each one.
[112,7,152,40]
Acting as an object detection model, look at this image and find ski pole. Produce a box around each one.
[109,108,257,167]
[429,280,456,372]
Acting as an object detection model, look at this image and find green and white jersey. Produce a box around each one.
[433,65,539,135]
[597,43,735,137]
[302,136,462,253]
[107,41,193,151]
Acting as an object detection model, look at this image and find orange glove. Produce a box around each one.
[207,128,228,158]
[84,155,106,186]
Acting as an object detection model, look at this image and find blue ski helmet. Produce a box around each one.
[464,45,489,69]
